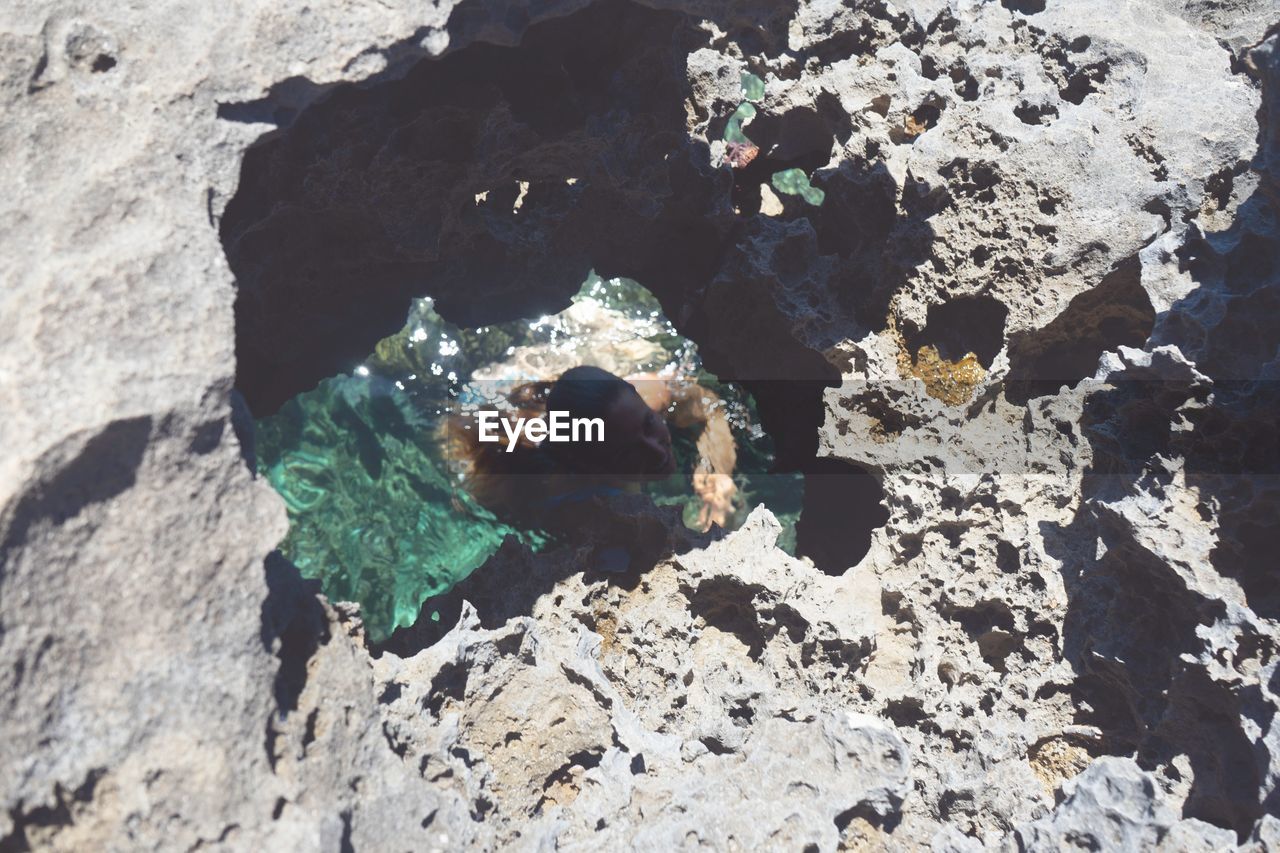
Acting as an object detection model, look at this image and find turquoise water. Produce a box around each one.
[256,275,802,642]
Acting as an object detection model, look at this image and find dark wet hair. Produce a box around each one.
[544,366,633,470]
[444,366,633,520]
[545,365,632,422]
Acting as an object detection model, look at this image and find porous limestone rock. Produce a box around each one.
[375,523,913,850]
[2,0,1278,850]
[1014,757,1240,851]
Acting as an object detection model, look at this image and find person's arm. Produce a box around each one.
[665,379,736,476]
[691,401,736,531]
[633,374,739,530]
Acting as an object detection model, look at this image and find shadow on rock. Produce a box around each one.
[1041,43,1280,832]
[375,493,718,657]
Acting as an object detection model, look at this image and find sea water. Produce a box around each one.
[255,275,802,642]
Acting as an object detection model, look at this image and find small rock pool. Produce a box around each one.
[255,275,803,642]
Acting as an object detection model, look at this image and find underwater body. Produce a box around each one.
[256,275,803,642]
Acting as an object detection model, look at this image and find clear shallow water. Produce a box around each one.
[256,275,802,642]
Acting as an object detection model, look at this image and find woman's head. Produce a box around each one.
[545,366,675,478]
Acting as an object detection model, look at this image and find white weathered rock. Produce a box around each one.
[3,0,1277,849]
[1015,757,1240,851]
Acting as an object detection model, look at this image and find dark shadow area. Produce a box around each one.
[0,417,151,560]
[1062,351,1276,837]
[941,597,1020,673]
[259,552,331,769]
[815,161,898,259]
[815,162,938,341]
[691,268,893,572]
[1041,500,1260,835]
[1047,41,1280,831]
[729,106,835,216]
[905,294,1009,368]
[679,0,797,60]
[794,458,888,575]
[0,770,105,853]
[835,801,903,836]
[686,575,775,660]
[1005,255,1155,404]
[1152,38,1280,645]
[260,552,329,707]
[216,75,334,128]
[223,0,733,417]
[786,1,921,69]
[376,495,714,656]
[1013,100,1058,125]
[1000,0,1045,15]
[1043,513,1210,744]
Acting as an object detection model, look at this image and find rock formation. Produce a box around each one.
[1,0,1276,849]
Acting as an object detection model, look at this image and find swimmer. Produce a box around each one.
[446,365,738,532]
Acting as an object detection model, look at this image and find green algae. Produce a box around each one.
[257,375,543,642]
[723,102,758,145]
[771,168,826,206]
[256,275,802,642]
[723,73,764,145]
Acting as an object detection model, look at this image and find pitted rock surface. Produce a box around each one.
[2,0,1277,850]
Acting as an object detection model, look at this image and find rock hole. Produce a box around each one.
[907,295,1009,369]
[976,630,1019,672]
[541,749,604,791]
[835,801,901,834]
[910,103,941,132]
[814,161,898,259]
[1014,101,1058,125]
[253,273,813,642]
[949,66,979,101]
[425,662,468,717]
[996,540,1020,573]
[224,0,896,648]
[885,697,929,727]
[221,1,712,415]
[794,458,887,575]
[700,736,735,755]
[64,25,118,76]
[1204,165,1239,213]
[730,106,834,216]
[689,577,770,659]
[946,598,1015,636]
[1000,0,1046,14]
[1059,61,1109,105]
[301,707,319,750]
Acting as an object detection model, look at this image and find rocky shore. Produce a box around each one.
[2,1,1277,849]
